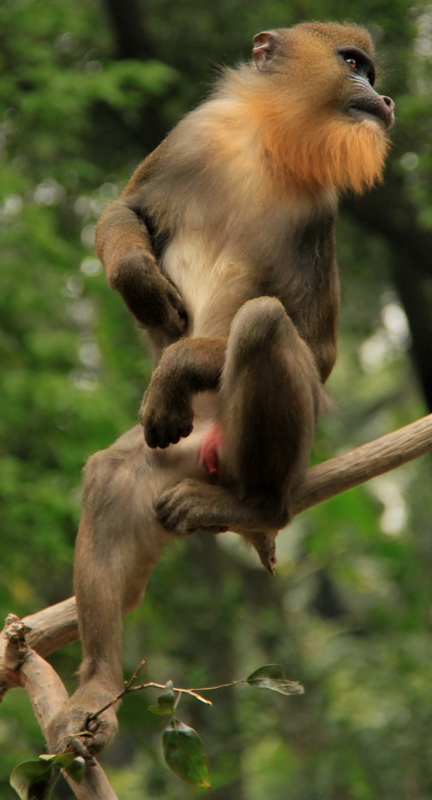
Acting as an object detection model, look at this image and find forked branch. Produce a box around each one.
[2,616,118,800]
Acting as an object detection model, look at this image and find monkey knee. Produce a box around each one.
[234,296,287,328]
[229,297,291,356]
[82,447,130,522]
[83,450,111,501]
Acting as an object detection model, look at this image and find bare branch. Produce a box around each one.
[293,413,432,514]
[23,596,79,656]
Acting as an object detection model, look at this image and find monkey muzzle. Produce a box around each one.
[346,92,395,130]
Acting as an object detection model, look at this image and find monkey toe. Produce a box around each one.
[156,485,195,533]
[156,482,228,535]
[156,501,186,532]
[56,732,96,762]
[55,715,117,759]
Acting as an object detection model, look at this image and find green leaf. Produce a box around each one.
[246,664,305,696]
[63,757,86,784]
[39,753,85,783]
[163,719,211,788]
[10,754,86,799]
[148,688,177,716]
[39,753,85,780]
[10,759,54,800]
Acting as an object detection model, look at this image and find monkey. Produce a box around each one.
[48,22,394,758]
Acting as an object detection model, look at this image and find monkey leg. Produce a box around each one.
[220,296,320,504]
[157,297,321,553]
[48,427,174,757]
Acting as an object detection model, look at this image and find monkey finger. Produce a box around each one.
[163,285,188,336]
[143,415,193,449]
[165,307,188,337]
[172,420,194,440]
[144,425,172,449]
[258,547,278,575]
[166,281,187,312]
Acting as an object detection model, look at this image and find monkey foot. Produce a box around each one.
[156,479,229,534]
[48,694,119,759]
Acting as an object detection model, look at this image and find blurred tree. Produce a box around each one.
[1,0,432,798]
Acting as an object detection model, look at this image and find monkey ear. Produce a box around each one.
[252,31,280,70]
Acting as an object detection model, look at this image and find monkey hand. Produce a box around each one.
[156,479,228,534]
[141,373,194,448]
[47,686,119,760]
[111,251,187,337]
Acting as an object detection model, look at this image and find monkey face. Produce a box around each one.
[249,22,394,192]
[253,23,394,127]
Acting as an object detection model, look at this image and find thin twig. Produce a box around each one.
[89,680,213,721]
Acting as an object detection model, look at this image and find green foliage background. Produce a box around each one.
[1,0,432,797]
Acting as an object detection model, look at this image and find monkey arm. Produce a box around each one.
[273,210,340,384]
[141,337,227,448]
[95,153,187,337]
[297,299,339,384]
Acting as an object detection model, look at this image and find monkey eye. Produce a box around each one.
[345,57,357,70]
[337,46,376,86]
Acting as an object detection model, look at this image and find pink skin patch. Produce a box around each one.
[198,422,223,478]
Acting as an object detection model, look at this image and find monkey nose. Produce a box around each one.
[383,96,395,113]
[381,95,395,128]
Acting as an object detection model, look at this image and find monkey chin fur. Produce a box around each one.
[258,104,390,195]
[220,70,390,196]
[277,115,389,195]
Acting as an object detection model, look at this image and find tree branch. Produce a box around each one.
[3,617,118,799]
[1,415,431,669]
[293,413,432,514]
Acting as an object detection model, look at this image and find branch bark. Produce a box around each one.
[293,412,432,514]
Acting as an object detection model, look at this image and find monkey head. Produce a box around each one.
[247,22,394,193]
